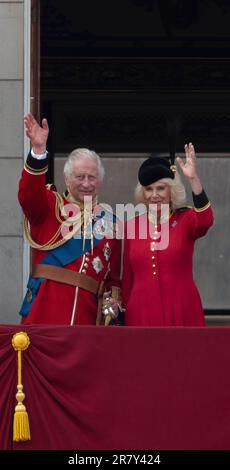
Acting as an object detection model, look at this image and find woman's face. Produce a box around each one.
[142,180,171,208]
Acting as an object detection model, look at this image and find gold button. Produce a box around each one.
[153,271,156,275]
[152,264,156,267]
[152,255,155,259]
[85,257,89,262]
[82,269,86,274]
[84,263,88,268]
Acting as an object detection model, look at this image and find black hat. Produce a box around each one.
[138,156,175,186]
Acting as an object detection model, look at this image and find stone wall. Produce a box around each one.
[0,1,24,323]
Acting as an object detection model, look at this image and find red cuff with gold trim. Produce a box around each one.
[24,151,49,175]
[192,189,210,210]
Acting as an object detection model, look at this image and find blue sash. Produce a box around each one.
[19,207,117,317]
[19,236,101,317]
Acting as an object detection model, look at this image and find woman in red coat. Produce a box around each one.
[122,143,214,326]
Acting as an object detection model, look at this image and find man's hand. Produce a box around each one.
[24,112,49,154]
[102,291,119,326]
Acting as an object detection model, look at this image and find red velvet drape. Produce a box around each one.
[0,325,230,450]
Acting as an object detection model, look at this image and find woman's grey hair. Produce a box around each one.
[134,171,187,210]
[63,148,105,181]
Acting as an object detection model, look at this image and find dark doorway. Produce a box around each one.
[39,0,230,320]
[40,0,230,161]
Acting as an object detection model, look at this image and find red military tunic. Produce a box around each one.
[122,196,213,326]
[18,153,121,325]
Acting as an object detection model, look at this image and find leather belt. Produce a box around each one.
[32,264,101,295]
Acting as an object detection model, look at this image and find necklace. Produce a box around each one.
[148,206,173,225]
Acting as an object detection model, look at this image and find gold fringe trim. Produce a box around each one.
[12,332,31,442]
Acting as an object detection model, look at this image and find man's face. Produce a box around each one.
[65,157,102,202]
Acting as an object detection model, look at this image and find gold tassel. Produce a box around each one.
[12,332,31,442]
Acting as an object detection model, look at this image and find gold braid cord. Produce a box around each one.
[24,218,65,251]
[23,192,69,251]
[24,192,98,251]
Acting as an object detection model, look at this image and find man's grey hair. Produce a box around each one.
[63,148,105,181]
[134,172,187,210]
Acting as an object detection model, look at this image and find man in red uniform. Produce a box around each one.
[18,113,121,325]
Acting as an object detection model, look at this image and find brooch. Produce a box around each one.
[103,242,112,261]
[92,256,104,273]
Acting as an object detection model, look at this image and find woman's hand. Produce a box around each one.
[24,112,49,154]
[176,143,197,180]
[176,143,203,194]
